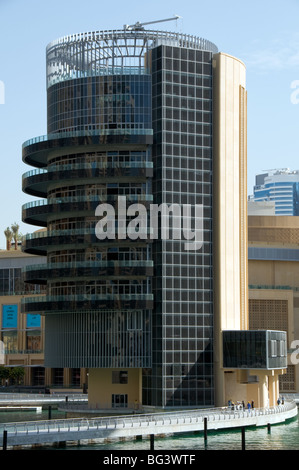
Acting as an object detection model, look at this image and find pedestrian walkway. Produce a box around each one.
[0,399,297,449]
[0,392,87,405]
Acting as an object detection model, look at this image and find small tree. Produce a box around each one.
[11,222,20,250]
[9,367,25,385]
[17,232,23,246]
[4,227,13,251]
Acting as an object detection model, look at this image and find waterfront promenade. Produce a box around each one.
[0,394,297,449]
[0,392,87,408]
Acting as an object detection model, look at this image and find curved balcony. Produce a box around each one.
[22,260,154,283]
[22,130,153,168]
[22,197,99,226]
[21,293,154,314]
[22,227,153,255]
[23,162,153,197]
[22,196,150,226]
[22,194,154,226]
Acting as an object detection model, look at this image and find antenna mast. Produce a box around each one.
[124,15,181,31]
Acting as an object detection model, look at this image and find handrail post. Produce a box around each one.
[2,430,7,451]
[241,427,245,450]
[204,417,208,443]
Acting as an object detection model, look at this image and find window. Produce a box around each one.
[53,368,64,386]
[72,368,81,386]
[26,331,41,352]
[2,331,17,352]
[32,367,45,386]
[112,394,128,408]
[112,370,128,384]
[270,340,277,357]
[127,311,143,330]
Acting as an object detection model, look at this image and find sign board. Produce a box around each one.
[2,305,18,328]
[26,314,41,328]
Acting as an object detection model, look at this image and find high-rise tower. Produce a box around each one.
[21,25,258,409]
[253,169,299,215]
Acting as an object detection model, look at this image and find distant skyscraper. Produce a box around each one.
[253,169,299,215]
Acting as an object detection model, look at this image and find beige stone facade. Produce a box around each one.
[213,55,286,408]
[213,52,250,407]
[248,215,299,394]
[88,369,142,410]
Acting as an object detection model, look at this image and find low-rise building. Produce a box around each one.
[248,215,299,393]
[0,246,87,390]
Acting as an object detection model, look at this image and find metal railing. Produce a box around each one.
[0,393,87,403]
[23,129,153,149]
[0,401,296,438]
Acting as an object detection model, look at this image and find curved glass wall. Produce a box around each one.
[47,75,152,134]
[22,59,153,368]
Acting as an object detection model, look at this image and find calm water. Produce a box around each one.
[0,409,299,451]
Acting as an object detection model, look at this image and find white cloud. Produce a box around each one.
[242,32,299,71]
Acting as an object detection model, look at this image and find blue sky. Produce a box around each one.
[0,0,299,248]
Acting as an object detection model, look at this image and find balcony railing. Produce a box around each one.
[22,129,153,150]
[23,260,153,272]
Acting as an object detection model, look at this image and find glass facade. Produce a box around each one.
[22,29,218,408]
[223,330,287,370]
[142,44,214,408]
[0,267,45,296]
[47,75,152,134]
[22,39,154,370]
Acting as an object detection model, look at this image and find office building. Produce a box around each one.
[21,24,286,410]
[0,248,45,385]
[253,169,299,215]
[0,245,88,389]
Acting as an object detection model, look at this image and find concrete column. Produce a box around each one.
[268,373,276,407]
[256,372,269,408]
[45,367,52,387]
